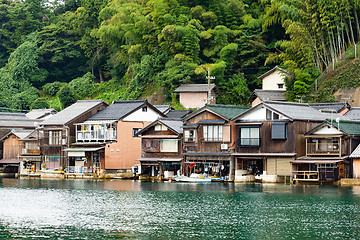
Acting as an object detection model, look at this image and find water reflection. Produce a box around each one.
[0,178,360,239]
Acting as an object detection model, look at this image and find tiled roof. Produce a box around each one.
[257,66,289,79]
[248,90,286,103]
[309,102,348,113]
[1,129,34,141]
[88,100,162,121]
[165,109,191,119]
[344,107,360,120]
[174,84,216,93]
[0,112,28,120]
[263,101,348,121]
[26,108,57,120]
[350,144,360,158]
[206,104,250,119]
[42,100,106,125]
[154,105,173,113]
[159,119,184,134]
[328,119,360,135]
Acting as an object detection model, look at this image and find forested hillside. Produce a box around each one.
[1,0,360,111]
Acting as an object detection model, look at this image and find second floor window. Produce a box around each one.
[133,128,141,137]
[203,125,223,141]
[160,140,178,152]
[49,131,61,145]
[184,129,196,142]
[239,127,260,146]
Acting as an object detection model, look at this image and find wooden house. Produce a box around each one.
[73,100,166,173]
[293,120,360,182]
[232,101,348,183]
[182,104,249,180]
[136,118,184,180]
[174,84,217,108]
[39,100,108,170]
[19,130,43,175]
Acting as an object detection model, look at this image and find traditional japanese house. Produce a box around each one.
[0,130,34,174]
[293,120,360,182]
[182,104,249,180]
[39,100,108,171]
[136,118,184,180]
[174,84,217,108]
[19,129,43,175]
[81,100,166,173]
[232,101,347,183]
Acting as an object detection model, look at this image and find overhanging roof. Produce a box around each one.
[0,159,21,164]
[136,157,182,162]
[64,146,105,152]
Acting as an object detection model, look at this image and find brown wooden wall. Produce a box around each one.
[3,134,22,160]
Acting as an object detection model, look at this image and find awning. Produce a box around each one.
[197,120,225,124]
[141,135,179,139]
[232,153,296,157]
[136,157,182,162]
[75,120,117,125]
[291,160,343,164]
[0,159,21,164]
[64,146,105,157]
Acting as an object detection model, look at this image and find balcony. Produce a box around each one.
[22,149,41,155]
[237,138,261,147]
[75,121,117,143]
[306,139,345,156]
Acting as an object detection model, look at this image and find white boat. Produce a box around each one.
[174,174,212,183]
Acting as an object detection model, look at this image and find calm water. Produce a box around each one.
[0,179,360,240]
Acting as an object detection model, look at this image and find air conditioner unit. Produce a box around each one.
[221,144,228,150]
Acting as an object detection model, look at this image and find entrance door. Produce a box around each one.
[93,152,100,170]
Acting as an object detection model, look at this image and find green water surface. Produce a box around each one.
[0,178,360,239]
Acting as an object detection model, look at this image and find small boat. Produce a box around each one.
[174,174,212,183]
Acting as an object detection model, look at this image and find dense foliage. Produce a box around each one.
[1,0,360,110]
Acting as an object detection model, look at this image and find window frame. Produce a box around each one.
[203,125,223,142]
[238,126,260,147]
[271,122,287,140]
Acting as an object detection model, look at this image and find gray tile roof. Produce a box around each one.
[165,109,191,119]
[41,100,106,125]
[26,108,57,120]
[248,90,286,102]
[262,101,348,121]
[159,119,183,134]
[350,144,360,158]
[174,84,216,93]
[344,107,360,120]
[154,105,173,114]
[89,100,157,121]
[11,129,34,139]
[309,102,348,113]
[0,112,28,120]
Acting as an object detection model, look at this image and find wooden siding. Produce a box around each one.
[353,159,360,178]
[3,135,21,160]
[266,157,292,175]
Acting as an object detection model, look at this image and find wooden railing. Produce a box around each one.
[307,142,345,156]
[292,170,319,181]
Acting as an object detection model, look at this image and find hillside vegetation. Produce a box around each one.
[1,0,360,111]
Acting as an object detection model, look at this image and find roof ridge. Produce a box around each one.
[76,100,104,102]
[206,104,249,108]
[263,100,309,106]
[112,100,147,104]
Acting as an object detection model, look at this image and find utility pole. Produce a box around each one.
[206,70,215,104]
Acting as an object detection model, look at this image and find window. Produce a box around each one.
[184,130,196,142]
[25,141,39,150]
[143,139,160,149]
[160,140,178,152]
[203,125,223,141]
[49,131,61,145]
[155,124,167,131]
[278,83,284,89]
[133,128,141,137]
[239,127,260,146]
[266,109,280,120]
[271,122,287,139]
[142,106,147,112]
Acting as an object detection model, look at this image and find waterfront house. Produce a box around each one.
[232,101,347,183]
[182,104,249,180]
[136,118,183,180]
[292,120,360,182]
[174,84,217,108]
[78,100,166,174]
[39,100,108,171]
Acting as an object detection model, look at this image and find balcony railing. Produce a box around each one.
[76,130,116,142]
[237,138,261,147]
[307,142,345,156]
[22,149,40,155]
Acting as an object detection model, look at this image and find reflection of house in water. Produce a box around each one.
[293,120,360,183]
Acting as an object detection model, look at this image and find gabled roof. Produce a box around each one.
[257,66,289,79]
[248,89,286,103]
[165,109,192,119]
[305,119,360,136]
[137,118,183,135]
[1,129,34,141]
[174,84,216,93]
[26,108,57,120]
[308,102,349,113]
[88,100,165,121]
[0,112,28,120]
[154,105,174,114]
[0,112,41,129]
[233,101,349,121]
[350,144,360,158]
[185,104,249,122]
[42,100,107,126]
[344,107,360,120]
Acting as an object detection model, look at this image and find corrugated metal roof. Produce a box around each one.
[41,100,106,125]
[328,119,360,135]
[206,104,250,119]
[174,84,216,93]
[88,100,147,121]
